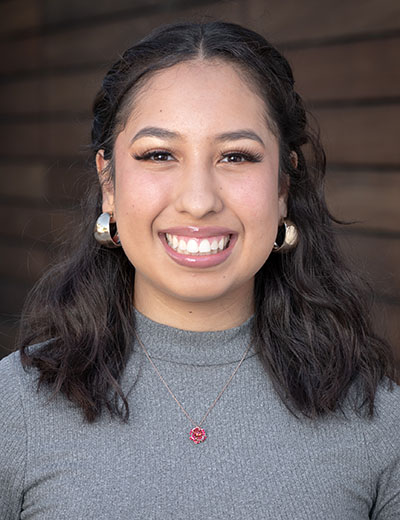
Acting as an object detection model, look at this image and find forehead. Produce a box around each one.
[121,60,274,138]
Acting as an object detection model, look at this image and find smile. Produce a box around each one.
[165,233,231,255]
[159,227,237,268]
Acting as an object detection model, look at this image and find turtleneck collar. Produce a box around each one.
[133,308,256,367]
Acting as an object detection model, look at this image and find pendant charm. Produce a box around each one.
[189,426,207,444]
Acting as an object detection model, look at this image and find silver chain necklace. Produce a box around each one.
[134,329,252,444]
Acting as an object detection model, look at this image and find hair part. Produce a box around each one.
[19,20,397,422]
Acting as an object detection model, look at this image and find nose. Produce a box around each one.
[173,162,224,218]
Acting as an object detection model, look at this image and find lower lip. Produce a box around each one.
[159,233,237,268]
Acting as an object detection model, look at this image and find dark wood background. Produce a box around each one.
[0,0,399,362]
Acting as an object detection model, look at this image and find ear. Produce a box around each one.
[278,173,289,222]
[278,151,297,222]
[96,150,115,215]
[290,150,298,169]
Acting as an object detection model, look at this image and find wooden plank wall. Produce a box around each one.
[0,0,399,360]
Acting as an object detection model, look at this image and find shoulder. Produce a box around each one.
[0,349,39,430]
[0,350,29,400]
[0,351,32,516]
[371,378,400,428]
[0,348,40,400]
[357,378,400,475]
[0,344,52,420]
[360,379,400,518]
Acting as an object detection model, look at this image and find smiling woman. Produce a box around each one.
[97,60,284,328]
[0,21,399,520]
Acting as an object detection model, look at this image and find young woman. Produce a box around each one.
[1,21,399,519]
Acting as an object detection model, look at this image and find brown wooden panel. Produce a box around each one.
[0,204,72,243]
[0,77,41,115]
[42,0,161,24]
[0,36,41,75]
[0,277,31,314]
[0,1,245,75]
[325,169,400,233]
[337,232,400,298]
[372,302,400,358]
[286,37,400,102]
[315,105,400,165]
[46,163,90,201]
[2,36,400,116]
[0,162,47,198]
[41,2,247,69]
[0,69,104,115]
[0,119,90,158]
[0,0,40,36]
[0,160,86,201]
[0,242,48,283]
[41,0,246,26]
[246,0,400,44]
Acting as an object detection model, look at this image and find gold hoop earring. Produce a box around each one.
[272,219,298,253]
[93,212,121,248]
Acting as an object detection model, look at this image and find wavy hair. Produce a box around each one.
[18,21,397,422]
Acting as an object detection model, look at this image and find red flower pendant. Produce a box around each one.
[189,426,207,444]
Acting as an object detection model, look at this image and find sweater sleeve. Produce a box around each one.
[367,380,400,520]
[0,352,27,520]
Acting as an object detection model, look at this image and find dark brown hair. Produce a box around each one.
[18,21,397,422]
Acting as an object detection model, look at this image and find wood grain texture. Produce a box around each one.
[0,204,70,244]
[0,2,245,76]
[0,160,87,201]
[372,302,400,357]
[0,0,40,36]
[0,162,48,198]
[0,69,104,115]
[0,242,48,283]
[42,0,161,25]
[0,119,91,158]
[325,169,400,233]
[315,105,400,165]
[286,37,400,101]
[246,0,400,44]
[0,277,31,315]
[337,232,400,298]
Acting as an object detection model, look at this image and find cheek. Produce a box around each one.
[114,169,170,223]
[227,174,280,229]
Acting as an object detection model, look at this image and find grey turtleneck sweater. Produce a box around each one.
[1,311,400,519]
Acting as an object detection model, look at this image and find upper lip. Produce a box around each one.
[159,226,236,238]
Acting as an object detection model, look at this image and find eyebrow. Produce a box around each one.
[214,130,264,147]
[129,126,264,147]
[130,127,180,145]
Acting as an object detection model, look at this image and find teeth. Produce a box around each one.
[165,234,231,255]
[187,239,199,254]
[199,239,211,253]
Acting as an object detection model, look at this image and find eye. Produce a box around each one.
[133,150,175,162]
[220,151,263,163]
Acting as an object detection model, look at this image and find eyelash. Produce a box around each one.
[133,148,263,163]
[133,149,174,162]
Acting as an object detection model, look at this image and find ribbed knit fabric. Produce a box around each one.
[1,310,400,519]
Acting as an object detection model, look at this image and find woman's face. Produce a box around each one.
[98,60,287,327]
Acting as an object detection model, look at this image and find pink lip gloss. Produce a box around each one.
[158,227,237,268]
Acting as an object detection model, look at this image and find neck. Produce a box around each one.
[133,282,254,332]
